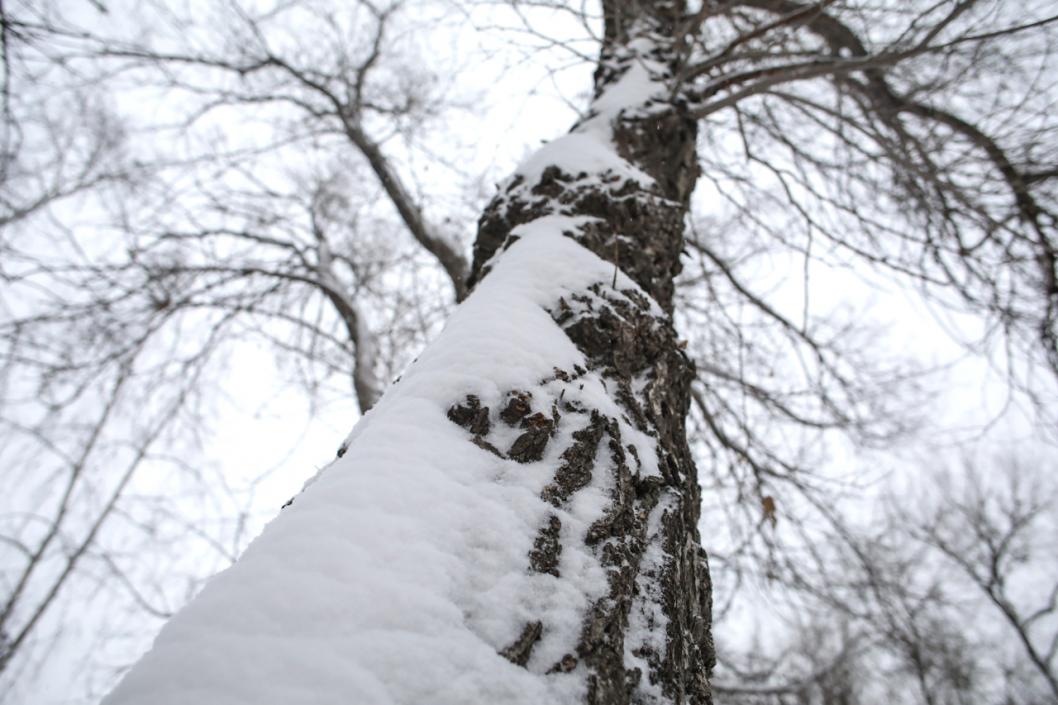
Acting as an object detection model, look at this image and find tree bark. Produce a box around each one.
[463,2,714,702]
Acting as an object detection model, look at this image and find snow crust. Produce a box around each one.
[103,219,656,705]
[513,132,653,188]
[589,39,669,121]
[503,34,668,198]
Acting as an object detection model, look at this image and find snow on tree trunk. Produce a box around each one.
[102,3,713,704]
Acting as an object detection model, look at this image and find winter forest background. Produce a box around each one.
[1,0,1057,703]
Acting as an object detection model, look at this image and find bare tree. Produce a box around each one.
[909,462,1058,702]
[707,455,1057,705]
[99,1,1058,704]
[2,0,1057,703]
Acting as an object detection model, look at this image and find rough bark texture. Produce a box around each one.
[458,2,715,702]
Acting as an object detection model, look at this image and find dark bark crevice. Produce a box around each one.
[501,621,544,668]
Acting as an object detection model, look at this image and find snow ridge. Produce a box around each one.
[104,220,658,705]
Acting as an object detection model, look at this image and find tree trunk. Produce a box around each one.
[466,3,713,701]
[103,2,713,704]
